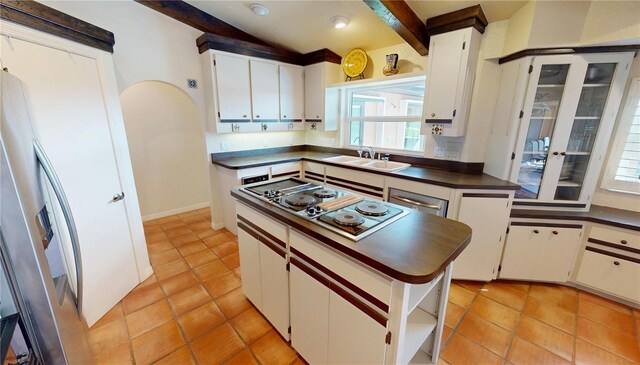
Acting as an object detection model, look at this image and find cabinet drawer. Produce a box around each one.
[303,161,325,183]
[236,202,287,244]
[588,225,640,251]
[289,230,391,311]
[325,166,384,199]
[576,250,640,302]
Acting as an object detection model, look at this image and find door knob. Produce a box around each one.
[112,192,125,203]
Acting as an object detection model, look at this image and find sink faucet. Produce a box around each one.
[364,146,375,160]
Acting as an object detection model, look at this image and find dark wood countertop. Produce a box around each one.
[231,188,472,284]
[511,205,640,231]
[213,151,520,191]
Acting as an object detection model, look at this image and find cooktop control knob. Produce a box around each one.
[306,206,316,215]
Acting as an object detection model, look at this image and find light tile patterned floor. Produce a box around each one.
[87,208,640,365]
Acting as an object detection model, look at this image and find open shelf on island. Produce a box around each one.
[402,307,438,365]
[408,347,432,365]
[407,272,443,314]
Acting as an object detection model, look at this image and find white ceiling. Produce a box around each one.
[186,1,529,56]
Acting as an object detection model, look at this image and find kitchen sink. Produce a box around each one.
[322,155,411,172]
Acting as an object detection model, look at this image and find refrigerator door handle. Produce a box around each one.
[33,139,83,318]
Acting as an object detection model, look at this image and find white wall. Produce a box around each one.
[121,81,210,219]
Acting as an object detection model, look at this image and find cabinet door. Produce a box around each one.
[304,63,323,121]
[250,60,279,121]
[422,30,465,125]
[259,243,289,339]
[237,228,262,309]
[576,251,640,302]
[327,290,387,365]
[279,64,304,120]
[499,226,540,280]
[214,54,252,121]
[535,227,582,282]
[453,195,511,281]
[290,263,329,365]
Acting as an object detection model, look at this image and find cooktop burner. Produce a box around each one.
[285,194,317,206]
[333,212,365,226]
[313,189,336,198]
[355,201,388,216]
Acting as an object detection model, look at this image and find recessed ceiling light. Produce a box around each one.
[331,16,349,29]
[250,3,269,16]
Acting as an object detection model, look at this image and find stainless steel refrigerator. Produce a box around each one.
[0,71,92,363]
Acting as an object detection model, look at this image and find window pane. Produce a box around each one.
[348,120,423,152]
[349,81,424,117]
[614,96,640,184]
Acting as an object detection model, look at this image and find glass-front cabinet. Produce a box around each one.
[510,53,634,208]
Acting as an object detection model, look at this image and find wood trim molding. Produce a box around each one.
[510,222,583,229]
[301,48,341,65]
[135,0,268,46]
[237,215,286,249]
[587,238,640,255]
[462,193,510,199]
[499,44,640,64]
[0,0,115,53]
[425,5,488,37]
[585,246,640,264]
[363,0,429,56]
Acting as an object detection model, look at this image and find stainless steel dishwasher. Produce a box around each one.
[388,188,448,217]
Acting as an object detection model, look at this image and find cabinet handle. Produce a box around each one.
[560,152,566,156]
[553,151,559,155]
[533,229,539,234]
[621,240,627,245]
[316,115,319,118]
[256,114,260,118]
[431,113,436,117]
[552,230,558,235]
[283,114,287,118]
[613,261,620,266]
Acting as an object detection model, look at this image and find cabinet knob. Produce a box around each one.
[552,230,558,235]
[256,114,260,118]
[242,114,247,118]
[613,261,620,266]
[621,240,627,245]
[262,124,268,131]
[283,114,287,118]
[431,113,436,117]
[533,229,539,234]
[553,151,559,155]
[316,115,319,118]
[560,152,566,156]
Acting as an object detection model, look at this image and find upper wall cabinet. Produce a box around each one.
[484,52,634,210]
[420,27,481,137]
[305,62,341,132]
[214,53,253,122]
[250,60,280,122]
[279,64,305,131]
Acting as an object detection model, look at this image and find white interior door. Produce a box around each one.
[0,37,139,325]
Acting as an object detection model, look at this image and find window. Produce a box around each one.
[602,77,640,194]
[344,78,425,154]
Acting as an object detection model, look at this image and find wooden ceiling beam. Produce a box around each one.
[425,5,488,37]
[363,0,429,56]
[135,0,269,46]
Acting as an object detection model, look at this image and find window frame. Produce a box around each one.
[601,77,640,194]
[342,78,426,156]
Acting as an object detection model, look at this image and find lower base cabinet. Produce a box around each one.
[259,243,289,338]
[576,250,640,302]
[500,223,583,282]
[237,228,262,309]
[290,259,388,365]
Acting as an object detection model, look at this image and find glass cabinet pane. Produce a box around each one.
[555,63,616,200]
[516,64,570,199]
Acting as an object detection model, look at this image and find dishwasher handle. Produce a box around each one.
[389,195,441,210]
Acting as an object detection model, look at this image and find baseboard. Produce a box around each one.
[212,222,225,230]
[142,202,210,221]
[141,266,154,281]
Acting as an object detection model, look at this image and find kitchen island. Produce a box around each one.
[231,180,472,365]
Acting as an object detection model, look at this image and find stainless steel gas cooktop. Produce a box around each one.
[241,178,410,241]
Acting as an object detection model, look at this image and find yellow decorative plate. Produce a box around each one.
[343,48,368,78]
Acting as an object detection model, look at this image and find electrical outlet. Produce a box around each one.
[434,147,445,157]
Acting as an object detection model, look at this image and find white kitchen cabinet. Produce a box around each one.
[486,52,633,209]
[237,228,262,309]
[290,263,330,365]
[328,289,388,365]
[452,193,512,281]
[576,250,640,302]
[258,240,289,338]
[304,62,341,132]
[421,27,480,137]
[325,165,385,200]
[279,64,305,131]
[214,53,253,122]
[250,60,280,123]
[500,223,583,282]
